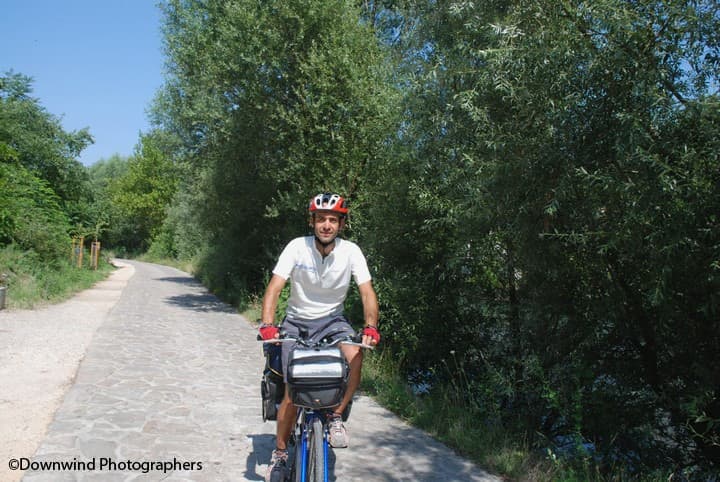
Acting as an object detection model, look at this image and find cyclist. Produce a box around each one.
[259,192,380,481]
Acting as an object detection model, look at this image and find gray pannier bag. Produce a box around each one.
[287,346,348,409]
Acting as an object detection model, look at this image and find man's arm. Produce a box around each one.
[358,281,379,346]
[261,274,287,326]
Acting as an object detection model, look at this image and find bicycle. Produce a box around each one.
[260,331,372,482]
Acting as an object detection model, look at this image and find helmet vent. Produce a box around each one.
[308,192,349,215]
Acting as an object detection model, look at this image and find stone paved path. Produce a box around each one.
[23,260,500,481]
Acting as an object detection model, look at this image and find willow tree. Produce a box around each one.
[365,0,719,474]
[155,0,400,300]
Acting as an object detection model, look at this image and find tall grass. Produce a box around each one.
[358,350,674,481]
[359,351,538,479]
[0,245,114,309]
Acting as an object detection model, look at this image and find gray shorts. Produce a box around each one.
[280,315,356,382]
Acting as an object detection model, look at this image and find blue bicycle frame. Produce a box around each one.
[295,410,328,482]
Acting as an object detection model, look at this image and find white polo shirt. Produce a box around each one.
[272,236,372,320]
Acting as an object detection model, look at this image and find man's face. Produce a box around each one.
[312,211,344,245]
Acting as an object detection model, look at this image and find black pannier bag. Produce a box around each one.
[287,346,348,409]
[261,343,285,421]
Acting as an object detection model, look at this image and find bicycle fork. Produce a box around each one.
[295,412,328,482]
[298,425,308,482]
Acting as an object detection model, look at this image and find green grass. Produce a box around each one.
[360,352,685,481]
[0,245,115,309]
[361,352,532,480]
[239,295,262,323]
[360,351,576,481]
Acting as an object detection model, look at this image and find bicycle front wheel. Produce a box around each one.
[293,429,305,482]
[307,417,325,482]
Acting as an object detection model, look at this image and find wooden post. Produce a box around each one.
[90,241,101,270]
[77,236,84,268]
[72,237,80,266]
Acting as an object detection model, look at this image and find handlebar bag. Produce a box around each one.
[287,346,348,409]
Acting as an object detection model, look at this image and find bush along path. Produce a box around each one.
[19,260,500,481]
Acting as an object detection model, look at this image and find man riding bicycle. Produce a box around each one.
[258,192,380,481]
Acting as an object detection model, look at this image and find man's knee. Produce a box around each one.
[342,345,363,366]
[278,389,295,414]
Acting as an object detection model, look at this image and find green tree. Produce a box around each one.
[364,0,719,473]
[155,0,400,300]
[0,71,94,222]
[0,162,70,261]
[86,154,130,249]
[0,71,94,260]
[108,131,179,253]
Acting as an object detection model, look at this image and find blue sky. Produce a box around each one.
[1,1,164,166]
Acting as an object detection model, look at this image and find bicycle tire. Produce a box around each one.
[307,417,325,482]
[292,431,304,482]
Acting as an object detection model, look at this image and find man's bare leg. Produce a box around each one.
[335,345,363,415]
[275,388,295,450]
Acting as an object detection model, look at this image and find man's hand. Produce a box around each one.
[362,325,380,346]
[259,324,280,340]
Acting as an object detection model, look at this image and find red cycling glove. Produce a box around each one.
[259,324,279,340]
[362,325,381,344]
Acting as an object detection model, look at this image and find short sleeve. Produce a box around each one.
[272,239,298,280]
[352,246,372,286]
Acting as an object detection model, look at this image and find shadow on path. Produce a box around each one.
[154,276,203,287]
[164,293,237,314]
[246,433,275,481]
[155,276,238,314]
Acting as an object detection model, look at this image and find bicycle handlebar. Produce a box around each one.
[257,333,374,350]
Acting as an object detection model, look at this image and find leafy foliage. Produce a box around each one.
[86,154,131,249]
[106,130,179,253]
[0,162,70,260]
[0,71,94,222]
[362,0,720,474]
[156,0,400,301]
[0,71,94,261]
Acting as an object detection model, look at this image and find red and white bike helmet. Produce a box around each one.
[308,192,349,217]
